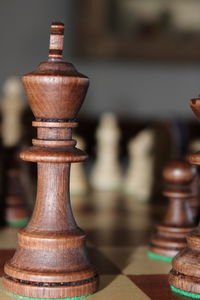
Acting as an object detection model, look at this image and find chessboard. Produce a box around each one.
[0,191,185,300]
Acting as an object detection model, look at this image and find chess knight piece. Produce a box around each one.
[90,112,122,191]
[3,22,98,299]
[124,129,154,201]
[169,98,200,297]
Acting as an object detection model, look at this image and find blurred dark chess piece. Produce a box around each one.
[3,148,29,227]
[3,22,98,299]
[149,160,196,261]
[169,98,200,298]
[1,77,29,227]
[189,169,200,223]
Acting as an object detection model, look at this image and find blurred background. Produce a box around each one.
[0,0,200,119]
[1,0,200,222]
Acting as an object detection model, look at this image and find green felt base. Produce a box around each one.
[7,218,29,228]
[171,285,200,299]
[147,251,172,262]
[5,290,93,300]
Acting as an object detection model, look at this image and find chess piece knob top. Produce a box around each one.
[163,160,196,184]
[48,21,64,61]
[22,22,89,120]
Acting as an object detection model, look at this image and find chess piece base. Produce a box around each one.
[169,229,200,296]
[149,224,193,257]
[170,285,200,299]
[147,251,172,262]
[169,270,200,296]
[3,274,98,299]
[3,223,98,299]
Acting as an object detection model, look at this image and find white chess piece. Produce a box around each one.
[1,77,25,147]
[70,135,88,196]
[90,112,122,191]
[124,129,154,201]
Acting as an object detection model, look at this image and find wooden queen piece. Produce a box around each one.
[3,22,98,299]
[169,98,200,297]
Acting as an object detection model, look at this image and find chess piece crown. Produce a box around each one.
[3,22,98,299]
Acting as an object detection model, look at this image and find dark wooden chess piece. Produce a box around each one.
[3,22,98,299]
[3,147,29,227]
[189,170,200,223]
[169,99,200,297]
[149,160,196,260]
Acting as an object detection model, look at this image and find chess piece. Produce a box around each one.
[70,135,88,196]
[149,160,196,260]
[3,22,98,299]
[189,139,200,154]
[1,77,29,227]
[124,129,154,201]
[189,172,200,222]
[3,148,29,227]
[169,98,200,298]
[188,140,200,220]
[1,77,25,147]
[90,112,122,191]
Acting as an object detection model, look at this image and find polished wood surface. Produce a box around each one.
[3,22,98,299]
[169,98,200,295]
[149,160,196,258]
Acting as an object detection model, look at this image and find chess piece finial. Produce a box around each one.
[169,97,200,297]
[163,160,196,183]
[149,160,196,260]
[48,21,64,61]
[3,22,98,299]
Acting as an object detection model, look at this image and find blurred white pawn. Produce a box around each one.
[124,129,154,201]
[90,112,122,191]
[1,77,25,147]
[70,135,88,196]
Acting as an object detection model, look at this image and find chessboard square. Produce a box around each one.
[100,246,171,275]
[88,248,121,274]
[77,209,152,231]
[0,228,18,249]
[128,274,180,300]
[89,275,150,300]
[124,246,171,275]
[87,229,150,247]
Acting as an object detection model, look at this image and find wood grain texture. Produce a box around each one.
[149,160,196,258]
[169,97,200,295]
[3,22,98,299]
